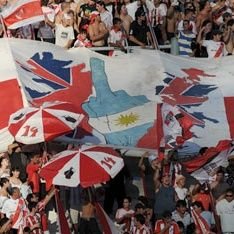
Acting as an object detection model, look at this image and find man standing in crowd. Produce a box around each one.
[129,7,154,48]
[2,187,28,233]
[216,188,234,233]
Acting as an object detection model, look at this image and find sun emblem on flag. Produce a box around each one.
[115,113,139,127]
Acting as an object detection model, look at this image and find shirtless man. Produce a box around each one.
[88,11,109,47]
[167,5,181,41]
[79,188,101,234]
[119,4,133,35]
[196,0,212,32]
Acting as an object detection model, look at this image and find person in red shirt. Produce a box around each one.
[26,154,42,194]
[193,183,211,211]
[154,211,180,234]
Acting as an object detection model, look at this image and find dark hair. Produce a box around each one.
[199,0,208,11]
[0,177,9,187]
[28,202,37,212]
[225,188,234,194]
[176,200,187,208]
[191,201,204,211]
[135,214,145,225]
[138,196,149,207]
[184,8,194,15]
[96,0,105,7]
[10,167,20,177]
[23,226,31,232]
[186,223,196,234]
[162,210,172,218]
[135,7,145,19]
[199,147,208,155]
[177,221,185,229]
[227,19,234,27]
[113,17,122,25]
[135,203,145,210]
[123,196,132,204]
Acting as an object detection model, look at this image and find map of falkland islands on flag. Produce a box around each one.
[0,38,234,153]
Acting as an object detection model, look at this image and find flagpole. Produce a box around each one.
[207,183,222,234]
[141,2,159,50]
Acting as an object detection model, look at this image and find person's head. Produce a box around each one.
[96,0,106,13]
[79,29,88,40]
[184,8,194,20]
[161,173,171,186]
[122,196,132,209]
[162,211,172,223]
[10,187,21,199]
[225,188,234,202]
[135,7,145,22]
[191,201,204,213]
[28,202,38,213]
[186,223,196,234]
[176,200,187,214]
[10,167,20,178]
[148,154,160,169]
[215,169,225,182]
[0,177,10,188]
[135,203,145,214]
[134,214,145,228]
[176,175,186,187]
[184,2,195,11]
[200,0,211,12]
[30,153,40,164]
[212,29,223,41]
[223,12,232,23]
[0,157,9,169]
[23,226,31,234]
[138,196,149,207]
[177,221,185,234]
[119,4,128,15]
[26,193,39,203]
[0,0,8,7]
[66,10,75,26]
[62,12,72,27]
[113,17,122,30]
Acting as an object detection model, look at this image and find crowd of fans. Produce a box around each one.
[0,141,233,233]
[1,0,234,57]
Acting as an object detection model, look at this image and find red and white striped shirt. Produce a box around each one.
[25,213,42,234]
[131,224,151,234]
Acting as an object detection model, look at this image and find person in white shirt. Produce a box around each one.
[216,188,234,233]
[197,28,227,58]
[96,0,113,30]
[51,12,75,49]
[115,196,135,233]
[174,175,188,200]
[2,187,28,232]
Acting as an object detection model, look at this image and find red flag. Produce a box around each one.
[55,190,71,234]
[95,202,120,234]
[1,0,44,29]
[182,140,231,173]
[191,207,210,234]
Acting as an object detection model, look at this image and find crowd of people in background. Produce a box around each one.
[1,0,234,57]
[0,141,233,233]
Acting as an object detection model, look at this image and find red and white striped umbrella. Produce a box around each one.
[8,101,84,144]
[39,145,124,187]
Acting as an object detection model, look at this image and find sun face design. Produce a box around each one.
[115,113,139,127]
